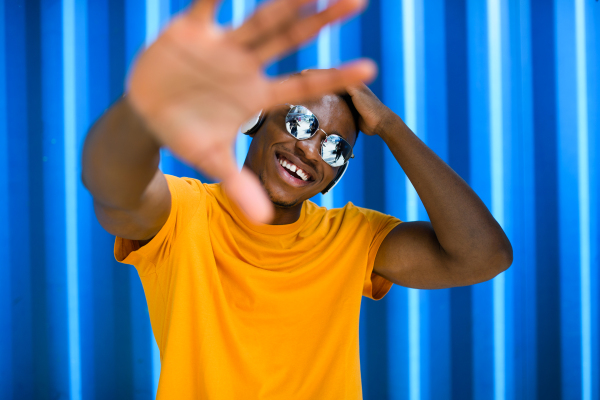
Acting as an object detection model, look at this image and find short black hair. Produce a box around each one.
[337,91,360,143]
[289,71,360,143]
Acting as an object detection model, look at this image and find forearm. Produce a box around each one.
[81,97,162,210]
[378,113,512,270]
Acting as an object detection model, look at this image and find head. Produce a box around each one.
[243,92,359,208]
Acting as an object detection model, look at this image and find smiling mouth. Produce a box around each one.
[275,153,314,183]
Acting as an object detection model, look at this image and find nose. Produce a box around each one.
[294,129,326,164]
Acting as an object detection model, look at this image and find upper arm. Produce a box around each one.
[373,221,485,289]
[93,169,171,241]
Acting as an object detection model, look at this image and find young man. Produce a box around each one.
[82,0,512,397]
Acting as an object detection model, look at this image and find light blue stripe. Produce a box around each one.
[146,0,160,46]
[402,0,418,224]
[234,0,252,171]
[317,0,334,209]
[575,1,591,399]
[152,339,161,395]
[62,0,81,399]
[487,0,505,399]
[232,0,245,27]
[402,0,420,398]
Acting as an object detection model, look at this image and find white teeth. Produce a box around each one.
[278,156,310,181]
[297,169,307,181]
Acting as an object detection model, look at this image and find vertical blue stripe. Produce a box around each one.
[0,1,12,398]
[145,0,160,46]
[381,0,409,398]
[487,0,505,399]
[467,0,495,398]
[423,0,451,398]
[510,0,537,397]
[62,0,82,398]
[574,1,590,399]
[531,0,561,398]
[401,1,420,399]
[402,0,417,225]
[41,0,70,395]
[555,1,582,398]
[317,0,333,210]
[234,0,253,170]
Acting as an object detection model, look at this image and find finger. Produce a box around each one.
[268,59,377,105]
[222,166,274,224]
[300,68,338,75]
[252,0,367,64]
[187,0,222,23]
[201,147,273,224]
[228,0,315,47]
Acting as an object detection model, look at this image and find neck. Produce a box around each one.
[270,202,303,225]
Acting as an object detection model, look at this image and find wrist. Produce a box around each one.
[120,95,163,150]
[374,111,403,141]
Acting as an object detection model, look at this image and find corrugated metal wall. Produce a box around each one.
[1,0,598,399]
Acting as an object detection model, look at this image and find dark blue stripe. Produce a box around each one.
[24,1,56,396]
[6,1,34,398]
[338,15,364,207]
[0,0,11,397]
[530,0,562,398]
[423,0,452,396]
[358,1,390,398]
[445,1,474,398]
[41,0,71,396]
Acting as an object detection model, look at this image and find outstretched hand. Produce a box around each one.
[126,0,377,223]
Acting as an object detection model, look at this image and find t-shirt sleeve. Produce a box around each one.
[114,174,206,276]
[361,209,402,300]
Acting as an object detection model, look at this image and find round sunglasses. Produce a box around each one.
[284,104,354,168]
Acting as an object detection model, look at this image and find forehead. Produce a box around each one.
[291,95,356,146]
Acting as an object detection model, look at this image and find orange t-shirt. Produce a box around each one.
[114,174,401,399]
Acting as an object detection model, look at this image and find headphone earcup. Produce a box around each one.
[321,163,349,195]
[240,110,265,135]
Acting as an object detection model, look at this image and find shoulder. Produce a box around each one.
[305,201,398,231]
[321,201,392,222]
[164,174,205,194]
[329,202,402,235]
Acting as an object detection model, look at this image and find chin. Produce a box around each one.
[258,172,303,208]
[264,185,303,208]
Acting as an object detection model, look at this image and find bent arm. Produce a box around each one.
[81,97,171,240]
[373,113,513,289]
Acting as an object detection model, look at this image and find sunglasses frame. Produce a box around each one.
[284,104,355,168]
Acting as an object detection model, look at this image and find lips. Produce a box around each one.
[274,152,314,187]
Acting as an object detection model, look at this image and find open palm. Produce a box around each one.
[127,0,376,222]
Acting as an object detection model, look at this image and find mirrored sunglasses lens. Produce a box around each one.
[285,105,318,140]
[321,135,352,167]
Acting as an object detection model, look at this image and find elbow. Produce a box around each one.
[452,236,513,286]
[496,233,513,272]
[480,235,513,281]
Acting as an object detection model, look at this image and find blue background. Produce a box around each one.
[1,0,599,399]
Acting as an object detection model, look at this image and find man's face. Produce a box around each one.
[244,95,357,208]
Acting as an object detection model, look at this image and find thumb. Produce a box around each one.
[218,154,274,224]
